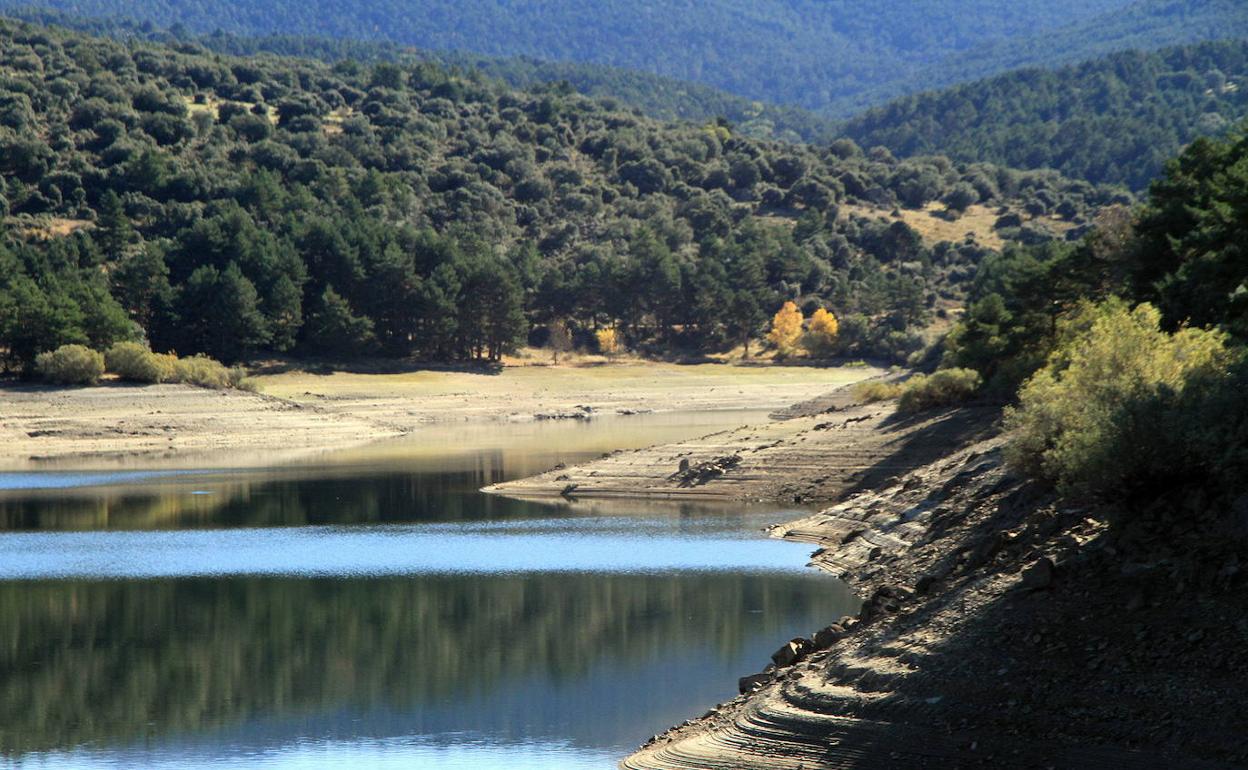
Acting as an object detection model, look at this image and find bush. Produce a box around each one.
[897,368,983,412]
[171,355,256,391]
[35,344,105,385]
[1005,301,1235,498]
[853,379,903,403]
[852,367,982,411]
[105,342,176,383]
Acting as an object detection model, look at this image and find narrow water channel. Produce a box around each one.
[0,412,859,769]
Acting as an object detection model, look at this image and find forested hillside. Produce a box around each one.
[9,0,1231,117]
[0,19,1114,372]
[845,41,1248,191]
[3,8,840,143]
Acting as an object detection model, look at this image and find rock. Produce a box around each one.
[668,454,742,487]
[771,637,816,668]
[560,483,579,499]
[678,458,690,473]
[813,624,846,648]
[1019,557,1055,590]
[738,673,770,694]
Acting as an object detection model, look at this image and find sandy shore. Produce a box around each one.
[0,362,878,469]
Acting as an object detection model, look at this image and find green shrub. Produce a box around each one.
[35,344,105,386]
[854,368,981,411]
[897,368,983,412]
[105,342,176,383]
[853,379,903,403]
[171,355,233,389]
[165,355,258,391]
[1005,301,1235,498]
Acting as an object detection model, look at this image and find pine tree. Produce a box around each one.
[304,285,375,356]
[95,191,135,259]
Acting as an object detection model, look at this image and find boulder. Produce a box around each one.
[771,637,816,668]
[813,624,846,648]
[1019,556,1055,590]
[738,673,770,694]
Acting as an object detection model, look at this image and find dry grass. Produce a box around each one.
[840,202,1077,250]
[7,217,94,240]
[180,95,279,124]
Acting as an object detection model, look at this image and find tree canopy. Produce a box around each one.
[0,18,1112,370]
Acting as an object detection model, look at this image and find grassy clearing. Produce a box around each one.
[840,202,1077,250]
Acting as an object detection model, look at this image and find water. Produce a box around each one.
[0,412,859,769]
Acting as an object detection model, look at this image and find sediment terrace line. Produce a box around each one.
[484,402,995,504]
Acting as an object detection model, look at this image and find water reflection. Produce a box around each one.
[0,410,776,532]
[0,410,858,768]
[0,572,856,762]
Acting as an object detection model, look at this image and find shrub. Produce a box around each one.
[897,368,983,412]
[105,342,176,383]
[852,367,982,411]
[1005,301,1235,498]
[35,344,105,385]
[171,355,240,389]
[853,379,903,403]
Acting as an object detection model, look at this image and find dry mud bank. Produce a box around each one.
[0,363,872,468]
[485,390,993,504]
[621,422,1248,769]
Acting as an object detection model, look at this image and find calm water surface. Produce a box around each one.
[0,412,859,769]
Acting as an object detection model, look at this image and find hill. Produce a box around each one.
[845,40,1248,190]
[8,0,1236,117]
[1,8,842,143]
[0,18,1111,373]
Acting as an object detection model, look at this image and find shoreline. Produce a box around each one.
[478,389,1246,768]
[0,362,879,470]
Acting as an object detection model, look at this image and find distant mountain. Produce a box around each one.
[3,8,841,143]
[844,40,1248,191]
[4,0,1216,116]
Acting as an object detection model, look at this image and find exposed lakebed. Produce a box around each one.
[0,412,858,769]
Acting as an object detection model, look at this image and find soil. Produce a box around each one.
[0,362,876,469]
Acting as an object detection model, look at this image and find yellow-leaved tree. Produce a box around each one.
[596,327,621,358]
[802,307,839,358]
[766,301,804,356]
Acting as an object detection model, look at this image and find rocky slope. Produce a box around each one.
[485,387,998,505]
[623,425,1248,768]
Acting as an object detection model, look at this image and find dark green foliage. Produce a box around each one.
[303,286,375,356]
[0,236,136,370]
[0,18,1102,369]
[845,41,1248,190]
[8,0,1248,118]
[1133,129,1248,335]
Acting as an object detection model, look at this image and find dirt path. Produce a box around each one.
[0,363,876,469]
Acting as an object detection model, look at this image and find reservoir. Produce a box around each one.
[0,412,859,769]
